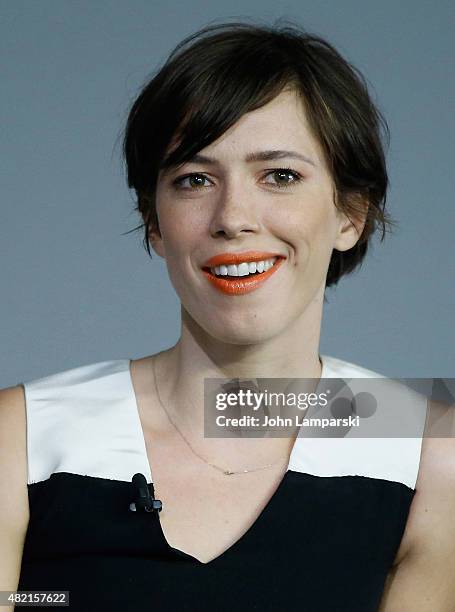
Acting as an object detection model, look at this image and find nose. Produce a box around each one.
[209,183,260,239]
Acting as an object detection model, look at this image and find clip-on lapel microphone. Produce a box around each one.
[129,473,162,513]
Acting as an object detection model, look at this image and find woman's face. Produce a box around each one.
[153,89,362,344]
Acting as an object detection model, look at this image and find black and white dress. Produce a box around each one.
[17,355,427,611]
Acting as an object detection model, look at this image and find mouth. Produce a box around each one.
[201,256,286,295]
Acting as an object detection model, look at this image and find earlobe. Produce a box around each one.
[333,197,368,252]
[150,232,165,259]
[148,223,166,259]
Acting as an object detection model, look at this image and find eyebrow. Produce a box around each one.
[184,149,316,167]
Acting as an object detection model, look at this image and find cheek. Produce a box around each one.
[264,195,337,264]
[158,212,209,301]
[158,201,206,259]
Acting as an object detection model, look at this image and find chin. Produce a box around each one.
[181,295,296,345]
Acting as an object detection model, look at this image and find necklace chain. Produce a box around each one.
[152,358,288,476]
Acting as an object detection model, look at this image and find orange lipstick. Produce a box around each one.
[201,251,285,295]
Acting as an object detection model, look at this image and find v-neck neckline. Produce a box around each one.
[125,355,331,565]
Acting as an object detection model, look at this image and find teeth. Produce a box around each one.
[211,257,277,277]
[237,262,250,277]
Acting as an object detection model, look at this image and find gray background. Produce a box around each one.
[2,0,454,387]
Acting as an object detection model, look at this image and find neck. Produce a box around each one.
[155,286,325,452]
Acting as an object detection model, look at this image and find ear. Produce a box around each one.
[146,214,166,259]
[333,195,369,252]
[150,231,165,259]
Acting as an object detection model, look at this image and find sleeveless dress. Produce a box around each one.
[17,355,428,611]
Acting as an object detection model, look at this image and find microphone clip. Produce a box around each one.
[129,473,162,513]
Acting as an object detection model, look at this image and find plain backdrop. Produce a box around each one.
[1,0,454,387]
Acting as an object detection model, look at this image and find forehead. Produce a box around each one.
[164,88,325,168]
[200,89,322,161]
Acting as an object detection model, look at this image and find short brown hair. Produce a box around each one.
[123,20,397,288]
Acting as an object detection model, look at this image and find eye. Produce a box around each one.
[262,168,302,189]
[172,173,212,191]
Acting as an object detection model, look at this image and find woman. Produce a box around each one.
[2,20,454,612]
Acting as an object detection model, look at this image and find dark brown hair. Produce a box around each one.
[122,19,397,288]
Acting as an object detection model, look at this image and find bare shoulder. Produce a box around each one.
[406,398,455,550]
[0,384,29,524]
[378,398,455,610]
[0,384,30,592]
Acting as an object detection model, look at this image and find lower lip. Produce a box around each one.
[201,258,285,295]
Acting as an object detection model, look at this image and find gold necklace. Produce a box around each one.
[152,357,288,476]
